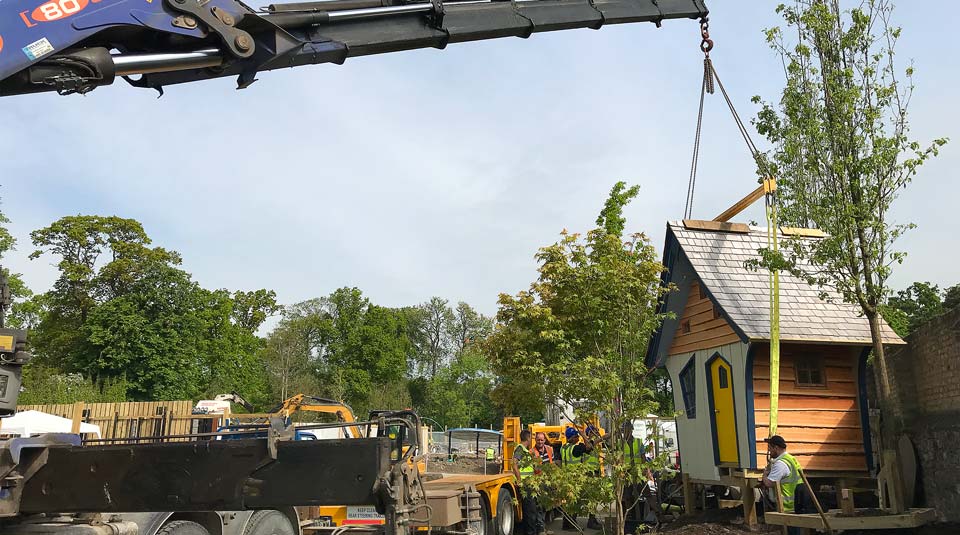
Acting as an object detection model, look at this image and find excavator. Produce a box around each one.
[0,0,707,96]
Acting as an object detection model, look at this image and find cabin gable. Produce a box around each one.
[668,282,741,356]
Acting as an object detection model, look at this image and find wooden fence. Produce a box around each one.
[18,400,225,442]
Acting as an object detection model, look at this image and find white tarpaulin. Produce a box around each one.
[0,410,102,438]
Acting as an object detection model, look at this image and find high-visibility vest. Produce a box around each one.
[775,453,802,513]
[582,445,600,470]
[560,443,580,465]
[485,447,496,461]
[623,438,644,463]
[515,444,535,478]
[533,445,553,464]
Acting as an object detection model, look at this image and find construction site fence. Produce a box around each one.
[18,400,225,443]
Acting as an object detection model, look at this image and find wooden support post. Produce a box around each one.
[840,488,855,515]
[681,473,694,515]
[70,401,85,434]
[741,478,757,529]
[775,483,787,535]
[881,449,907,514]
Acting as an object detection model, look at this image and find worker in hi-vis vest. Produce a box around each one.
[513,429,548,535]
[559,426,601,530]
[761,435,805,534]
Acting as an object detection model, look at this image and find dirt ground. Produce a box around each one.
[545,506,959,535]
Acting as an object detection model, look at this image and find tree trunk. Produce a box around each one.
[866,309,906,513]
[865,309,897,424]
[614,479,625,535]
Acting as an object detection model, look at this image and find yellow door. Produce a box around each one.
[710,358,738,464]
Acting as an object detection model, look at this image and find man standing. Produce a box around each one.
[513,430,546,535]
[559,427,594,530]
[760,435,804,535]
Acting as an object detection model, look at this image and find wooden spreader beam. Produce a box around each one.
[764,508,935,531]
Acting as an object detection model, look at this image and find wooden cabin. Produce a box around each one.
[646,220,903,482]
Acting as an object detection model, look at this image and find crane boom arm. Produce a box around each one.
[0,0,707,96]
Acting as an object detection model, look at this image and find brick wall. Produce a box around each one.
[886,307,960,520]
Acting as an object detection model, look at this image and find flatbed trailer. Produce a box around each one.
[0,414,427,535]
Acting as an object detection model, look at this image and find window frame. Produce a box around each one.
[794,356,828,388]
[679,356,697,419]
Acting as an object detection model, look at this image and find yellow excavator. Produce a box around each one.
[225,393,366,439]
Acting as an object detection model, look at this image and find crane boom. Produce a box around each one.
[0,0,707,96]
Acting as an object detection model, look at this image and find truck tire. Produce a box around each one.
[475,496,491,535]
[242,510,297,535]
[494,487,515,535]
[158,521,211,535]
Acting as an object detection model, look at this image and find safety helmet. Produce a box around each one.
[564,427,578,440]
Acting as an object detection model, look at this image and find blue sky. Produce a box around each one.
[1,1,956,322]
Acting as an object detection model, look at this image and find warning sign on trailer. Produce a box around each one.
[344,506,385,525]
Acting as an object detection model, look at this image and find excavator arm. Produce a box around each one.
[0,0,706,96]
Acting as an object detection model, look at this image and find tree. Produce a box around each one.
[27,215,273,402]
[447,302,494,357]
[413,297,455,377]
[231,289,282,333]
[485,182,669,535]
[262,317,320,401]
[0,193,32,329]
[263,289,412,413]
[885,281,943,335]
[943,284,960,312]
[752,0,947,407]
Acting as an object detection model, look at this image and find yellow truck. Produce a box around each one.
[306,423,521,535]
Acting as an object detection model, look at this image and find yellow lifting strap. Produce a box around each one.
[681,18,784,437]
[763,177,780,434]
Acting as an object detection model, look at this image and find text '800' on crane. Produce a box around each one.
[0,0,707,96]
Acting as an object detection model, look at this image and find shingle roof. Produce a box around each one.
[668,220,903,345]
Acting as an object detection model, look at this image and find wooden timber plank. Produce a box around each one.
[754,409,861,428]
[684,219,751,233]
[755,426,863,444]
[753,365,855,383]
[763,508,935,530]
[688,309,720,327]
[672,323,737,346]
[780,227,827,238]
[753,442,866,454]
[754,396,857,411]
[756,454,867,472]
[670,332,742,356]
[754,380,856,397]
[681,299,714,318]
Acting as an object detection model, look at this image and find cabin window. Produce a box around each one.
[679,357,697,419]
[681,320,691,334]
[718,366,729,389]
[795,357,826,387]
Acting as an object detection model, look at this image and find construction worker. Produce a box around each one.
[560,426,601,530]
[761,434,804,535]
[578,426,605,530]
[620,422,657,527]
[513,429,546,535]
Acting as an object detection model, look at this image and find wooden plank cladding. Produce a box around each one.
[751,342,868,472]
[668,282,740,355]
[755,453,868,472]
[17,400,220,442]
